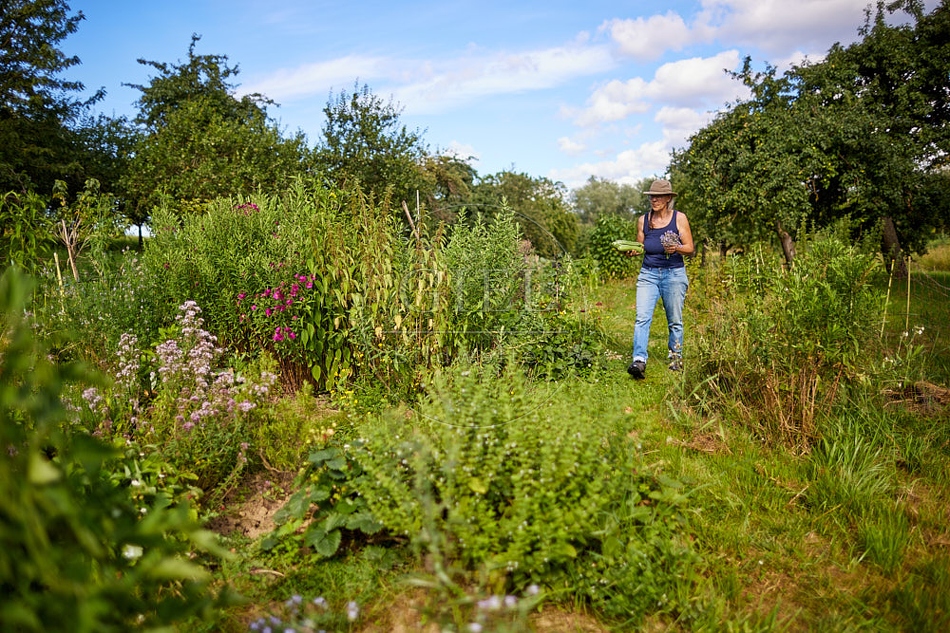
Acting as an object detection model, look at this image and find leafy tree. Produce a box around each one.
[122,35,310,221]
[570,176,646,225]
[417,153,477,225]
[0,0,101,196]
[470,170,579,258]
[314,82,430,211]
[671,1,950,263]
[671,63,812,264]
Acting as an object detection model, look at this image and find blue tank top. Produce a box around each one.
[642,209,685,269]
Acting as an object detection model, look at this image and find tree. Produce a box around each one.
[314,83,430,211]
[470,170,579,258]
[122,35,310,221]
[570,176,646,225]
[0,0,100,196]
[416,153,477,225]
[671,1,950,263]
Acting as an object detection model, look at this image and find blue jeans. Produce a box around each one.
[632,266,689,364]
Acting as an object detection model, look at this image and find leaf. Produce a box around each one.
[346,511,383,534]
[28,454,61,485]
[468,478,488,494]
[304,527,342,558]
[148,557,210,581]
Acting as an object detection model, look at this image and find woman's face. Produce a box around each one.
[650,195,671,208]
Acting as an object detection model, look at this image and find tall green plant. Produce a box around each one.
[689,229,885,450]
[443,208,526,351]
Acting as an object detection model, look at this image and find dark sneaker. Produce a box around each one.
[627,360,646,379]
[668,358,683,371]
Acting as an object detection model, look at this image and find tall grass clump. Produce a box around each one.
[688,227,885,451]
[805,412,910,573]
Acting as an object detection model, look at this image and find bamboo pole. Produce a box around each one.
[904,256,911,335]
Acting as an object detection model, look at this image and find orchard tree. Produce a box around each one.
[471,170,579,258]
[315,82,430,211]
[122,35,310,221]
[415,153,477,225]
[671,0,950,264]
[570,176,646,225]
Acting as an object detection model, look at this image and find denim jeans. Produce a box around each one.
[631,266,689,364]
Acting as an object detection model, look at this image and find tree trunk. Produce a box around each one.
[882,216,907,276]
[776,220,796,266]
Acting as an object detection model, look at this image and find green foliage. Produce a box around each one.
[351,360,700,625]
[0,267,230,632]
[315,82,429,209]
[1,190,54,273]
[570,175,646,225]
[587,213,639,279]
[123,35,309,219]
[470,170,579,257]
[671,2,950,257]
[443,208,526,351]
[689,229,885,451]
[251,380,342,471]
[265,446,382,560]
[51,178,125,280]
[0,0,100,196]
[34,247,165,368]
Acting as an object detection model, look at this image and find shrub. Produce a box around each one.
[688,228,886,451]
[77,300,276,497]
[350,360,700,624]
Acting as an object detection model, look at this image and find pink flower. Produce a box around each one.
[265,308,272,317]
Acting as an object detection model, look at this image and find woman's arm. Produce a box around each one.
[673,212,695,256]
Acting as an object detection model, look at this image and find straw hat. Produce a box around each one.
[643,179,677,196]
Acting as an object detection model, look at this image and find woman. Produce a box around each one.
[627,179,694,379]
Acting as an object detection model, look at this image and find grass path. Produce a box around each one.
[586,274,950,632]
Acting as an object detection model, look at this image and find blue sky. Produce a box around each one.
[66,0,939,190]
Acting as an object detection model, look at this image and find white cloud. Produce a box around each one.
[566,77,651,127]
[392,44,615,114]
[603,12,692,60]
[649,50,745,108]
[568,50,744,128]
[242,42,616,116]
[557,136,586,155]
[696,0,874,56]
[441,141,481,163]
[655,106,717,149]
[238,55,390,101]
[551,141,672,189]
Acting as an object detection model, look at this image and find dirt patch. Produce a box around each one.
[884,380,950,415]
[357,593,611,633]
[205,470,296,540]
